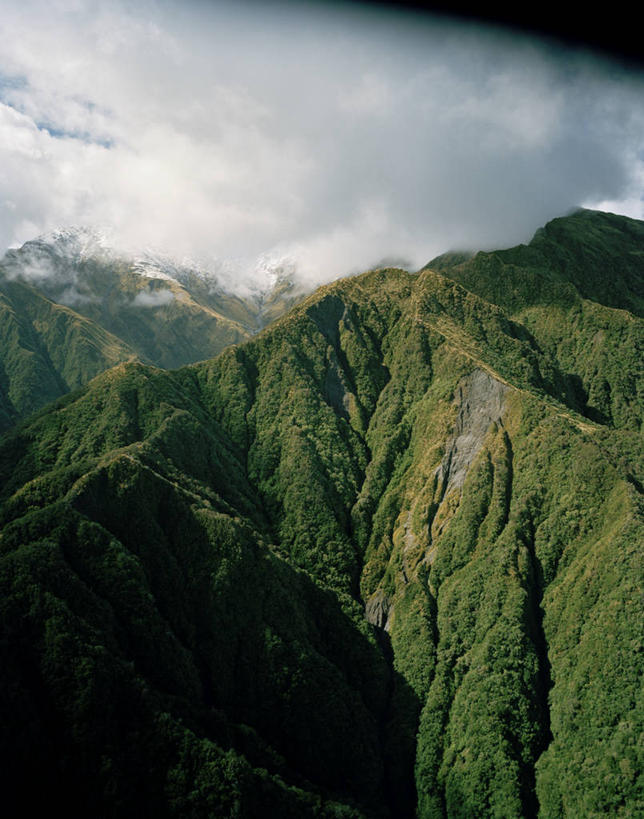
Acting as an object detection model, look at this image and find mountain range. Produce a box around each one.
[0,209,642,817]
[0,228,301,432]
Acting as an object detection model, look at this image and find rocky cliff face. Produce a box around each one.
[436,368,508,495]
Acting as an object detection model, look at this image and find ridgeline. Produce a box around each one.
[0,210,642,817]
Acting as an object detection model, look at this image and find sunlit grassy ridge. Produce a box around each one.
[0,211,642,817]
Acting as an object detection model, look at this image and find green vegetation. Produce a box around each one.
[0,277,136,431]
[0,247,302,433]
[0,210,642,816]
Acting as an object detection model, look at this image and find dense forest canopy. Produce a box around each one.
[0,210,642,817]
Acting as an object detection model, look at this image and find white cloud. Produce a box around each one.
[585,154,644,220]
[0,0,642,289]
[58,285,99,306]
[132,288,176,308]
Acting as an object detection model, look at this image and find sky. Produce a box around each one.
[0,0,643,289]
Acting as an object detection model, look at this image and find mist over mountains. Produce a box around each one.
[0,226,305,430]
[1,226,305,300]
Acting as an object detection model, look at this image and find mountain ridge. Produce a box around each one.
[0,231,306,431]
[0,209,642,816]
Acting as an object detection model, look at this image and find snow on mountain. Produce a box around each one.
[1,226,300,304]
[1,226,114,283]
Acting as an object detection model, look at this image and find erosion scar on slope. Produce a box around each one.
[436,368,509,499]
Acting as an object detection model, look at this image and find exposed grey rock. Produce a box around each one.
[436,368,508,494]
[365,589,392,631]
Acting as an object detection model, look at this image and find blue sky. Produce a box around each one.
[0,0,642,287]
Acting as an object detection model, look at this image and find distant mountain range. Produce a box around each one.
[0,228,303,431]
[0,209,642,817]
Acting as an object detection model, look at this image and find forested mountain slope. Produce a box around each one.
[0,232,301,432]
[0,211,642,817]
[427,209,643,431]
[0,275,137,432]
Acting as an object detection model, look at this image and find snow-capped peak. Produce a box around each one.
[29,225,115,261]
[1,225,301,301]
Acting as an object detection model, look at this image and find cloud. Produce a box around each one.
[132,288,176,308]
[57,285,99,307]
[0,0,642,291]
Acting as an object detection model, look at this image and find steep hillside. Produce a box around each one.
[0,275,137,432]
[0,212,642,817]
[426,208,643,467]
[0,231,304,431]
[426,209,644,316]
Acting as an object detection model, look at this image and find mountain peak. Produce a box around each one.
[1,225,115,282]
[2,225,306,302]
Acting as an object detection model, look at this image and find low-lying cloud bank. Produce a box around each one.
[0,0,642,291]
